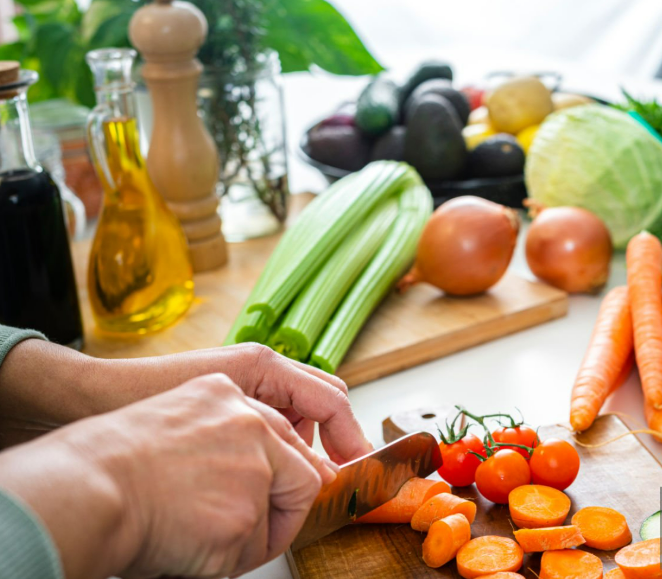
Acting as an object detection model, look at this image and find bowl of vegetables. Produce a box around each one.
[300,61,602,208]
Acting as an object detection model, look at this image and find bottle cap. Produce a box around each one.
[0,61,20,98]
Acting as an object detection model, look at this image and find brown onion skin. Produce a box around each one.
[398,196,519,296]
[525,206,612,293]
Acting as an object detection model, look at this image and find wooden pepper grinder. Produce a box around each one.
[129,0,227,272]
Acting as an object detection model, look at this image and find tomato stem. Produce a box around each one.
[491,441,535,458]
[437,409,470,445]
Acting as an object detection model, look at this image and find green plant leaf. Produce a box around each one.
[34,22,78,91]
[0,42,27,62]
[263,0,383,75]
[81,0,140,45]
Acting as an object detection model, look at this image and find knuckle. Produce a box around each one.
[236,410,270,438]
[244,342,276,365]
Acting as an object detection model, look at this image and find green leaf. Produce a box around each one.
[34,22,78,91]
[87,12,135,49]
[0,42,27,62]
[81,0,139,45]
[263,0,383,75]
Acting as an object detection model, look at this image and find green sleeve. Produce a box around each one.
[0,488,63,579]
[0,324,46,369]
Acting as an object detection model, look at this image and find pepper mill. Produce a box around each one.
[129,0,227,272]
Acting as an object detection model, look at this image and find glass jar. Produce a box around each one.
[199,52,289,242]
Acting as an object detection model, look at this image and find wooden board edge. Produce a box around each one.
[338,292,569,388]
[285,549,302,579]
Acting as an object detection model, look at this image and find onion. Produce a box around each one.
[525,206,612,293]
[398,196,519,296]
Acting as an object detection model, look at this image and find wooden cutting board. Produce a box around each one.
[289,414,661,578]
[71,195,567,387]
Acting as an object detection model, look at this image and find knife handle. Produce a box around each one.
[382,404,464,443]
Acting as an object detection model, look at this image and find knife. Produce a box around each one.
[291,431,442,551]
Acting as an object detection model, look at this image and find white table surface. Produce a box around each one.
[243,52,662,579]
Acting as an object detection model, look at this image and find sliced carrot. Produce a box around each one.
[570,285,634,431]
[422,513,471,568]
[615,538,662,579]
[508,484,571,529]
[456,536,523,578]
[513,525,585,553]
[476,574,526,579]
[627,232,662,410]
[644,398,662,442]
[356,478,450,524]
[571,506,632,550]
[540,549,603,579]
[412,492,477,532]
[605,569,627,579]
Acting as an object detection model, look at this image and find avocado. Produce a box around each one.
[370,126,406,161]
[468,134,525,179]
[305,125,371,172]
[355,77,399,136]
[399,60,454,109]
[404,79,470,126]
[403,94,467,181]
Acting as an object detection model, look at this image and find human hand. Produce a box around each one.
[0,373,330,579]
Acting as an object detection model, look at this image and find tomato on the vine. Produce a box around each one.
[529,438,580,491]
[474,449,531,504]
[491,424,539,458]
[437,433,487,487]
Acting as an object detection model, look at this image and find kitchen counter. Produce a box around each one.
[244,53,662,579]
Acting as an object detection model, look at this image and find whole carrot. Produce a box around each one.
[627,232,662,410]
[570,286,633,431]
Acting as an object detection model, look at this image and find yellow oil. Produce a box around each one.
[88,117,194,334]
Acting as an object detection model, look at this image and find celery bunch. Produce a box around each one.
[224,160,432,373]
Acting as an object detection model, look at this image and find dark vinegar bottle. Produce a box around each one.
[0,63,83,348]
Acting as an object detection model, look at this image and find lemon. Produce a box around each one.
[463,123,497,151]
[516,124,540,154]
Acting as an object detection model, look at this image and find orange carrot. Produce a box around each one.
[412,492,477,532]
[570,285,633,432]
[508,484,571,529]
[627,232,662,410]
[539,549,603,579]
[571,506,632,550]
[513,525,585,553]
[615,538,662,579]
[605,568,627,579]
[476,574,526,579]
[644,398,662,442]
[356,478,450,524]
[456,536,523,578]
[422,513,471,568]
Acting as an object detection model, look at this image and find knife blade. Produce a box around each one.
[291,431,442,551]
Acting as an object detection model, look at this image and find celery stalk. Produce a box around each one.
[245,162,421,324]
[268,197,399,360]
[309,183,433,374]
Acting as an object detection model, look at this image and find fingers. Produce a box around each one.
[245,398,337,485]
[288,358,349,396]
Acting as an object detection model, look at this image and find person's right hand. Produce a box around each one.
[0,373,333,579]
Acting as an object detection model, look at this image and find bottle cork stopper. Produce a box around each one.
[0,61,19,86]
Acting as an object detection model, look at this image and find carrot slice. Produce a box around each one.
[571,506,632,550]
[605,569,627,579]
[570,285,634,431]
[539,549,603,579]
[422,513,471,568]
[513,525,585,553]
[476,574,526,579]
[627,232,662,410]
[615,538,662,579]
[356,478,450,524]
[508,484,571,529]
[412,492,477,532]
[456,536,523,578]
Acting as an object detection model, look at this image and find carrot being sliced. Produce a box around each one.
[422,513,471,568]
[615,538,662,579]
[627,232,662,410]
[571,506,632,550]
[412,492,477,532]
[540,549,603,579]
[508,484,571,529]
[476,574,526,579]
[456,536,523,579]
[605,568,627,579]
[356,478,450,524]
[570,285,634,432]
[513,525,585,553]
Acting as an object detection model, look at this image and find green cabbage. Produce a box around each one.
[525,104,662,248]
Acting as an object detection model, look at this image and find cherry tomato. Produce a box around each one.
[437,433,487,487]
[475,449,531,504]
[529,438,580,491]
[492,424,539,458]
[461,85,486,111]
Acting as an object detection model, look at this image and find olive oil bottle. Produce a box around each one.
[86,49,194,334]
